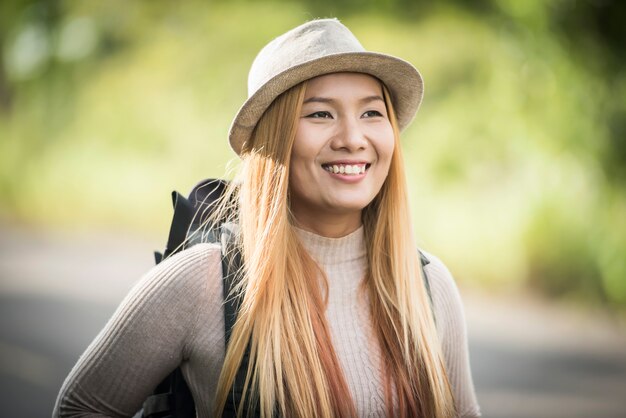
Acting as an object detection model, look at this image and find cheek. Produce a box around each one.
[289,143,315,178]
[288,152,306,192]
[374,125,395,166]
[289,138,317,197]
[292,124,314,163]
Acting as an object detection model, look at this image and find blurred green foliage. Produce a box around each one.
[1,0,625,311]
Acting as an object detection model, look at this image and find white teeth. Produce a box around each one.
[323,164,367,175]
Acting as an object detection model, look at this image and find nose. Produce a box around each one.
[330,116,368,152]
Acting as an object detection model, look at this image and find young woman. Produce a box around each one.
[54,19,481,418]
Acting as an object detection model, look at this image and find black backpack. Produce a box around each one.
[141,178,432,418]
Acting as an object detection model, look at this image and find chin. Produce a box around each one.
[328,199,371,214]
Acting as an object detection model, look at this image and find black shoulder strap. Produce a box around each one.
[153,191,192,264]
[220,224,243,346]
[141,367,194,418]
[220,225,261,417]
[418,249,433,307]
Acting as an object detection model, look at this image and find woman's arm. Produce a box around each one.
[53,243,221,417]
[423,251,482,418]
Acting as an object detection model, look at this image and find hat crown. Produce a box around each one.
[248,19,365,97]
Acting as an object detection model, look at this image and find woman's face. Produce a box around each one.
[288,72,395,235]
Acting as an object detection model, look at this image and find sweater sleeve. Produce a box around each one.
[53,243,222,418]
[422,251,481,418]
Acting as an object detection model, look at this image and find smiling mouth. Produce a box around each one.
[321,163,370,175]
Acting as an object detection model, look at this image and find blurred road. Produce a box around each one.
[1,224,625,418]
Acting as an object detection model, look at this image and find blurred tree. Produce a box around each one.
[546,0,626,183]
[552,0,626,58]
[0,0,62,109]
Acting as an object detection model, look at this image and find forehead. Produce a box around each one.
[304,72,383,98]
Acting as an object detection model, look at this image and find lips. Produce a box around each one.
[321,162,370,175]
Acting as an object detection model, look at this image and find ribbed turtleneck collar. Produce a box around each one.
[294,225,367,266]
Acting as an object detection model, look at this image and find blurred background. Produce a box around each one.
[1,0,625,417]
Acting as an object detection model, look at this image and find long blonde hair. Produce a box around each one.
[211,78,456,418]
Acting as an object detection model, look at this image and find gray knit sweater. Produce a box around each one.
[54,226,481,417]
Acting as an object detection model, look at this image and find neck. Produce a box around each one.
[291,211,362,238]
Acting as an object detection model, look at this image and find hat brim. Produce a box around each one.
[228,51,424,155]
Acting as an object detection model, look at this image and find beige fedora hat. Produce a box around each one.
[228,18,424,155]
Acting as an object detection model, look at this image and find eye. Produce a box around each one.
[306,111,333,119]
[362,110,383,118]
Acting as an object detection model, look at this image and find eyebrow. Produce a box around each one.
[302,95,384,105]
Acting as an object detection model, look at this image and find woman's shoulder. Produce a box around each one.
[126,242,224,308]
[117,242,226,350]
[417,249,482,417]
[152,242,223,279]
[418,249,466,336]
[419,249,460,294]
